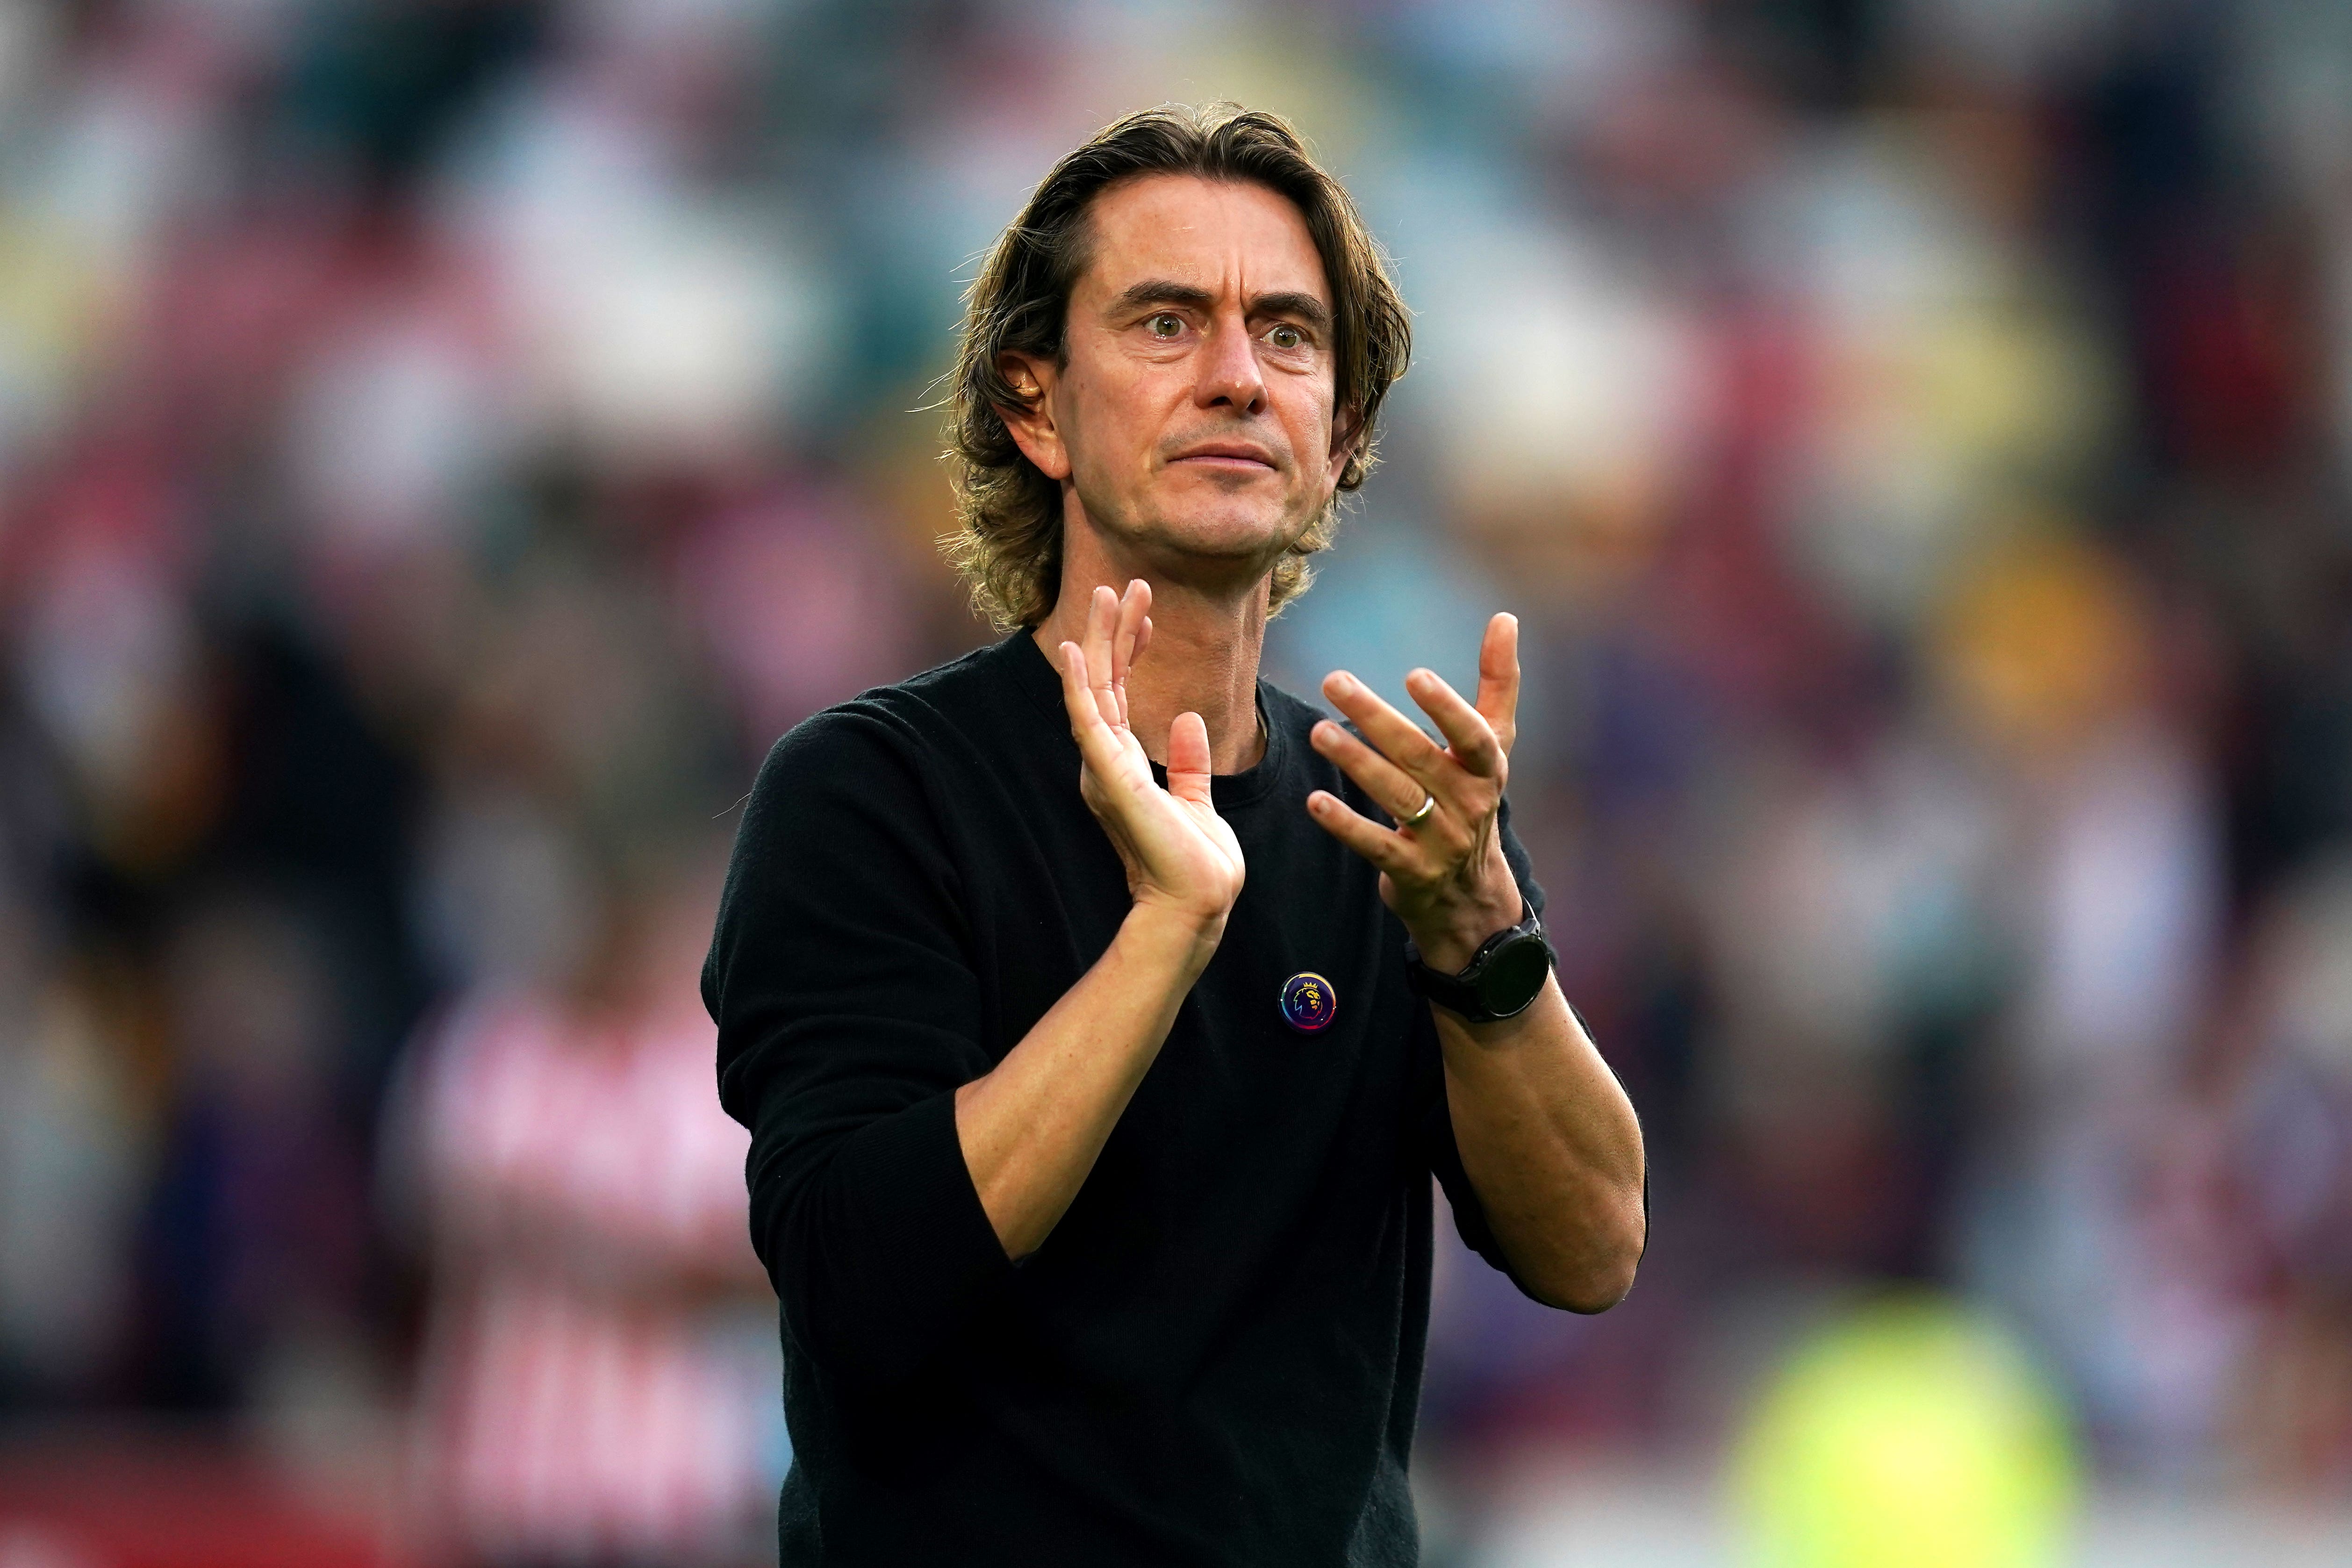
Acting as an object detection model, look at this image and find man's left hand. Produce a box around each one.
[1306,612,1528,975]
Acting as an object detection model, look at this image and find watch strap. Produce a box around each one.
[1405,902,1555,1024]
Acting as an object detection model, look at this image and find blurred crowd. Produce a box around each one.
[3,0,2352,1560]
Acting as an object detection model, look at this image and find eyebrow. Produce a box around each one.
[1105,280,1334,337]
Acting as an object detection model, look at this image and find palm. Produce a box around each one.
[1055,583,1246,924]
[1302,611,1529,973]
[1076,702,1244,909]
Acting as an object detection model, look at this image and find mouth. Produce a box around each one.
[1169,442,1279,472]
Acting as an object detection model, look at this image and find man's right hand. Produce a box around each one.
[953,581,1246,1260]
[1056,580,1246,947]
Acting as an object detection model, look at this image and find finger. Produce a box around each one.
[1083,585,1121,725]
[1310,719,1444,833]
[1057,640,1119,769]
[1133,615,1153,666]
[1321,671,1448,789]
[1475,612,1520,756]
[1111,580,1149,728]
[1305,789,1415,875]
[1166,710,1213,807]
[1403,667,1504,780]
[1058,639,1103,733]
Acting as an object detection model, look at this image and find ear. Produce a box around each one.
[995,350,1072,482]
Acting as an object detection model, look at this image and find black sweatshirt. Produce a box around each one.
[703,630,1546,1567]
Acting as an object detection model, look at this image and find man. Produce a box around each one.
[704,105,1646,1566]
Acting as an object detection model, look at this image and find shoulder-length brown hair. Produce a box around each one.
[944,104,1412,629]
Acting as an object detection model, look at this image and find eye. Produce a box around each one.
[1147,313,1184,339]
[1268,323,1304,350]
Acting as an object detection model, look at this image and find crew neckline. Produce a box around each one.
[1000,630,1289,811]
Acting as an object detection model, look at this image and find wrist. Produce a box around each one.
[1406,885,1526,975]
[1119,899,1226,975]
[1406,901,1554,1024]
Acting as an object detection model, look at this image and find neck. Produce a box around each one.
[1032,523,1271,775]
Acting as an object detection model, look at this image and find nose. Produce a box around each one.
[1194,310,1267,415]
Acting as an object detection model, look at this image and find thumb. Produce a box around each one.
[1165,711,1213,806]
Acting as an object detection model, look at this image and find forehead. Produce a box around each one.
[1073,174,1329,306]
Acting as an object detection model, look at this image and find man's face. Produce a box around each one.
[1001,174,1351,586]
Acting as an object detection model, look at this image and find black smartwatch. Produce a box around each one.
[1405,902,1556,1023]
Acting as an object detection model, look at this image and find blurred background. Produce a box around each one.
[3,0,2352,1563]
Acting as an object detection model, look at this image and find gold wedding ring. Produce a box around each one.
[1402,793,1437,828]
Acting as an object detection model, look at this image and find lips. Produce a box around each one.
[1170,442,1278,469]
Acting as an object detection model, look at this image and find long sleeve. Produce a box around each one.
[1419,801,1649,1300]
[703,707,1018,1392]
[1418,803,1549,1292]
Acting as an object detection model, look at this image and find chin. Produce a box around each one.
[1141,489,1309,566]
[1163,510,1291,557]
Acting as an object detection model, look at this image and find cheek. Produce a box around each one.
[1054,383,1113,484]
[1294,388,1340,480]
[1064,364,1164,478]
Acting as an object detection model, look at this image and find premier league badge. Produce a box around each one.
[1280,972,1337,1034]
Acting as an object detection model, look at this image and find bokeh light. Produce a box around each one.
[1735,1294,2077,1568]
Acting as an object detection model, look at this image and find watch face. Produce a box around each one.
[1478,936,1553,1012]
